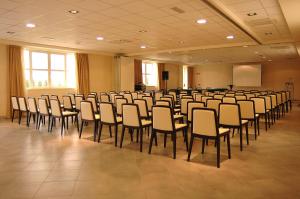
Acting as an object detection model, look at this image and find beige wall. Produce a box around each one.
[193,64,233,88]
[89,53,115,93]
[164,63,182,89]
[120,57,134,91]
[261,59,300,100]
[0,44,8,117]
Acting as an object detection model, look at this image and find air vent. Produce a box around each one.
[170,7,185,14]
[247,18,273,26]
[109,39,132,44]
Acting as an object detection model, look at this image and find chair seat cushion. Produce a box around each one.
[241,119,248,124]
[219,127,230,135]
[141,119,152,126]
[63,111,77,116]
[175,123,187,130]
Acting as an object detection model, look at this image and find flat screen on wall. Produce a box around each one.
[233,64,262,87]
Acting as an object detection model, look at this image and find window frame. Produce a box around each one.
[24,48,76,89]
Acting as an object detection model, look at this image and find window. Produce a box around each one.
[142,62,158,86]
[23,49,76,89]
[182,65,188,89]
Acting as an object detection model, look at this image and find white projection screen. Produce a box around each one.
[233,64,262,87]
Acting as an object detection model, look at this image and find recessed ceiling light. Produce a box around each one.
[26,23,36,28]
[262,56,266,59]
[140,45,146,49]
[247,12,257,16]
[6,31,15,34]
[138,30,147,33]
[179,41,184,44]
[226,35,234,39]
[254,51,259,54]
[68,10,79,14]
[196,19,207,24]
[268,59,272,62]
[96,36,104,41]
[265,32,272,35]
[243,45,248,47]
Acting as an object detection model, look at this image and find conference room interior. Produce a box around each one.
[0,0,300,198]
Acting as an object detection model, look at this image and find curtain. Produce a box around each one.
[8,45,25,116]
[188,67,194,89]
[157,63,165,90]
[134,59,142,84]
[76,53,90,97]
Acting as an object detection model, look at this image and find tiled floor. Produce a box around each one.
[0,106,300,199]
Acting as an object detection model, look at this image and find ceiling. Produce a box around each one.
[0,0,299,64]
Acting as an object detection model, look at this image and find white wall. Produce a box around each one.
[193,64,233,88]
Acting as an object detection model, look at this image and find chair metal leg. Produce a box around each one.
[217,137,220,168]
[12,110,15,122]
[97,123,103,143]
[254,119,257,140]
[114,125,118,147]
[139,128,143,152]
[172,132,176,159]
[61,117,65,136]
[79,120,84,138]
[187,134,194,161]
[93,121,98,142]
[202,138,205,154]
[239,127,243,151]
[120,126,126,148]
[246,124,249,145]
[227,134,231,159]
[148,130,155,154]
[184,128,188,151]
[109,126,112,137]
[164,134,167,148]
[18,111,22,125]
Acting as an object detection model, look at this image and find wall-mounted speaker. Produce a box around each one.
[162,71,169,80]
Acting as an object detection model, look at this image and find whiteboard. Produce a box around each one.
[233,64,261,87]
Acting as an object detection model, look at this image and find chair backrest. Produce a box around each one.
[156,100,171,107]
[80,101,95,121]
[99,102,115,124]
[18,97,28,111]
[160,97,173,107]
[245,93,255,100]
[237,100,255,119]
[225,93,235,97]
[235,92,244,96]
[116,98,128,115]
[181,95,193,100]
[270,94,277,108]
[235,95,247,101]
[251,97,266,114]
[152,106,174,131]
[75,95,84,111]
[132,92,138,100]
[201,96,213,105]
[87,96,98,113]
[137,93,145,99]
[213,94,224,100]
[110,93,117,103]
[276,93,282,104]
[195,94,203,102]
[155,92,163,101]
[28,97,38,113]
[50,95,59,100]
[286,91,291,101]
[122,104,141,127]
[219,103,241,126]
[100,94,110,102]
[187,101,205,122]
[192,108,218,136]
[50,99,62,117]
[281,92,287,103]
[11,96,19,110]
[180,98,192,115]
[206,99,221,115]
[134,99,149,118]
[222,97,236,104]
[168,91,177,102]
[41,95,50,107]
[261,95,272,110]
[124,93,133,103]
[38,98,49,115]
[142,96,154,111]
[68,94,75,105]
[63,95,73,109]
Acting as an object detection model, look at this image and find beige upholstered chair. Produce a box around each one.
[201,96,213,105]
[187,101,205,124]
[63,95,73,111]
[286,91,292,111]
[149,106,188,159]
[245,93,255,100]
[18,97,29,126]
[219,103,249,151]
[87,96,99,114]
[137,93,146,99]
[98,102,122,146]
[131,92,138,100]
[168,91,177,103]
[225,93,235,97]
[281,92,287,115]
[134,99,150,119]
[181,98,193,116]
[75,95,84,112]
[188,108,231,168]
[235,95,247,101]
[142,96,154,113]
[50,99,79,136]
[222,97,236,104]
[214,94,224,100]
[251,97,270,131]
[27,97,39,129]
[237,100,259,139]
[38,98,51,132]
[120,104,152,152]
[100,94,110,103]
[41,94,50,108]
[206,99,221,115]
[116,98,128,116]
[269,94,278,122]
[156,100,170,107]
[276,93,283,118]
[260,95,273,126]
[192,91,200,100]
[155,92,163,102]
[110,93,117,104]
[11,96,19,123]
[195,94,203,102]
[79,101,100,141]
[124,93,133,103]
